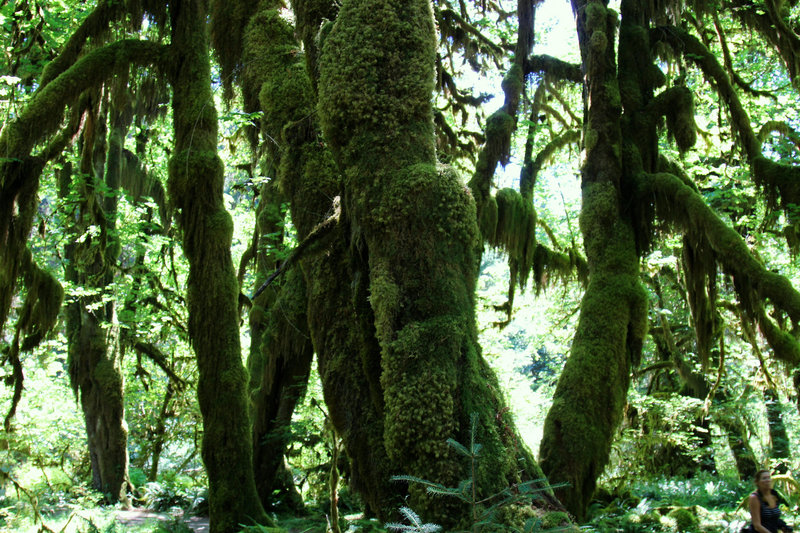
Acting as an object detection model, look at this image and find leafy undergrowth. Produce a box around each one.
[582,473,800,532]
[4,473,800,532]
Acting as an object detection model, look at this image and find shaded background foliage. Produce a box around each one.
[1,0,800,532]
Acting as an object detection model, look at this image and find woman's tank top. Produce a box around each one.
[753,490,782,533]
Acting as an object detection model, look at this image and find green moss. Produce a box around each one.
[665,87,696,152]
[590,30,608,53]
[541,173,645,518]
[667,507,699,531]
[479,195,499,242]
[585,128,599,154]
[501,62,524,98]
[318,0,437,155]
[17,249,64,352]
[541,511,571,529]
[584,2,607,32]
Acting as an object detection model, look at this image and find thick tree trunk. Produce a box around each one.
[167,1,268,530]
[62,92,132,506]
[317,0,553,526]
[245,4,398,517]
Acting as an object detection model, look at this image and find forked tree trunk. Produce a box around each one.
[540,1,649,519]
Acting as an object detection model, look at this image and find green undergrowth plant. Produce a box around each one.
[391,413,571,532]
[385,506,441,533]
[583,472,800,532]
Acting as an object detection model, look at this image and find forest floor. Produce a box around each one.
[114,508,209,531]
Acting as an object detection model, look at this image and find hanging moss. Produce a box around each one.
[478,195,499,244]
[210,0,259,99]
[489,188,537,289]
[644,171,800,324]
[17,249,64,352]
[661,87,696,152]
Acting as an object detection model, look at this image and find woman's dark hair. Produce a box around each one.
[754,469,771,484]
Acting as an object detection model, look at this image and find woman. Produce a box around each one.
[748,470,792,533]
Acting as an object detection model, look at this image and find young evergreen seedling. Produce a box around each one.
[391,413,570,532]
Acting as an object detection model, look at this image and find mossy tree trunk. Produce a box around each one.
[250,267,313,509]
[166,1,268,530]
[63,86,131,506]
[236,2,397,517]
[539,0,649,519]
[317,0,552,526]
[233,3,317,510]
[764,389,791,473]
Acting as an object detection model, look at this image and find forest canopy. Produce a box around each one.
[2,0,800,532]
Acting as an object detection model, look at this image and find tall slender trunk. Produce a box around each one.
[166,1,268,530]
[63,87,132,506]
[764,389,791,473]
[540,1,649,519]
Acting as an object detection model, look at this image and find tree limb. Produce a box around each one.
[253,196,341,299]
[650,25,800,215]
[525,55,582,83]
[132,341,186,391]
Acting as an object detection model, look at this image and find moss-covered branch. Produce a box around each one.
[650,25,800,217]
[38,1,123,87]
[1,40,167,162]
[641,170,800,348]
[525,54,583,83]
[645,85,696,152]
[435,7,505,61]
[521,129,581,198]
[759,120,800,152]
[132,341,186,391]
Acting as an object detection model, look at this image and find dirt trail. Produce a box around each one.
[115,509,209,532]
